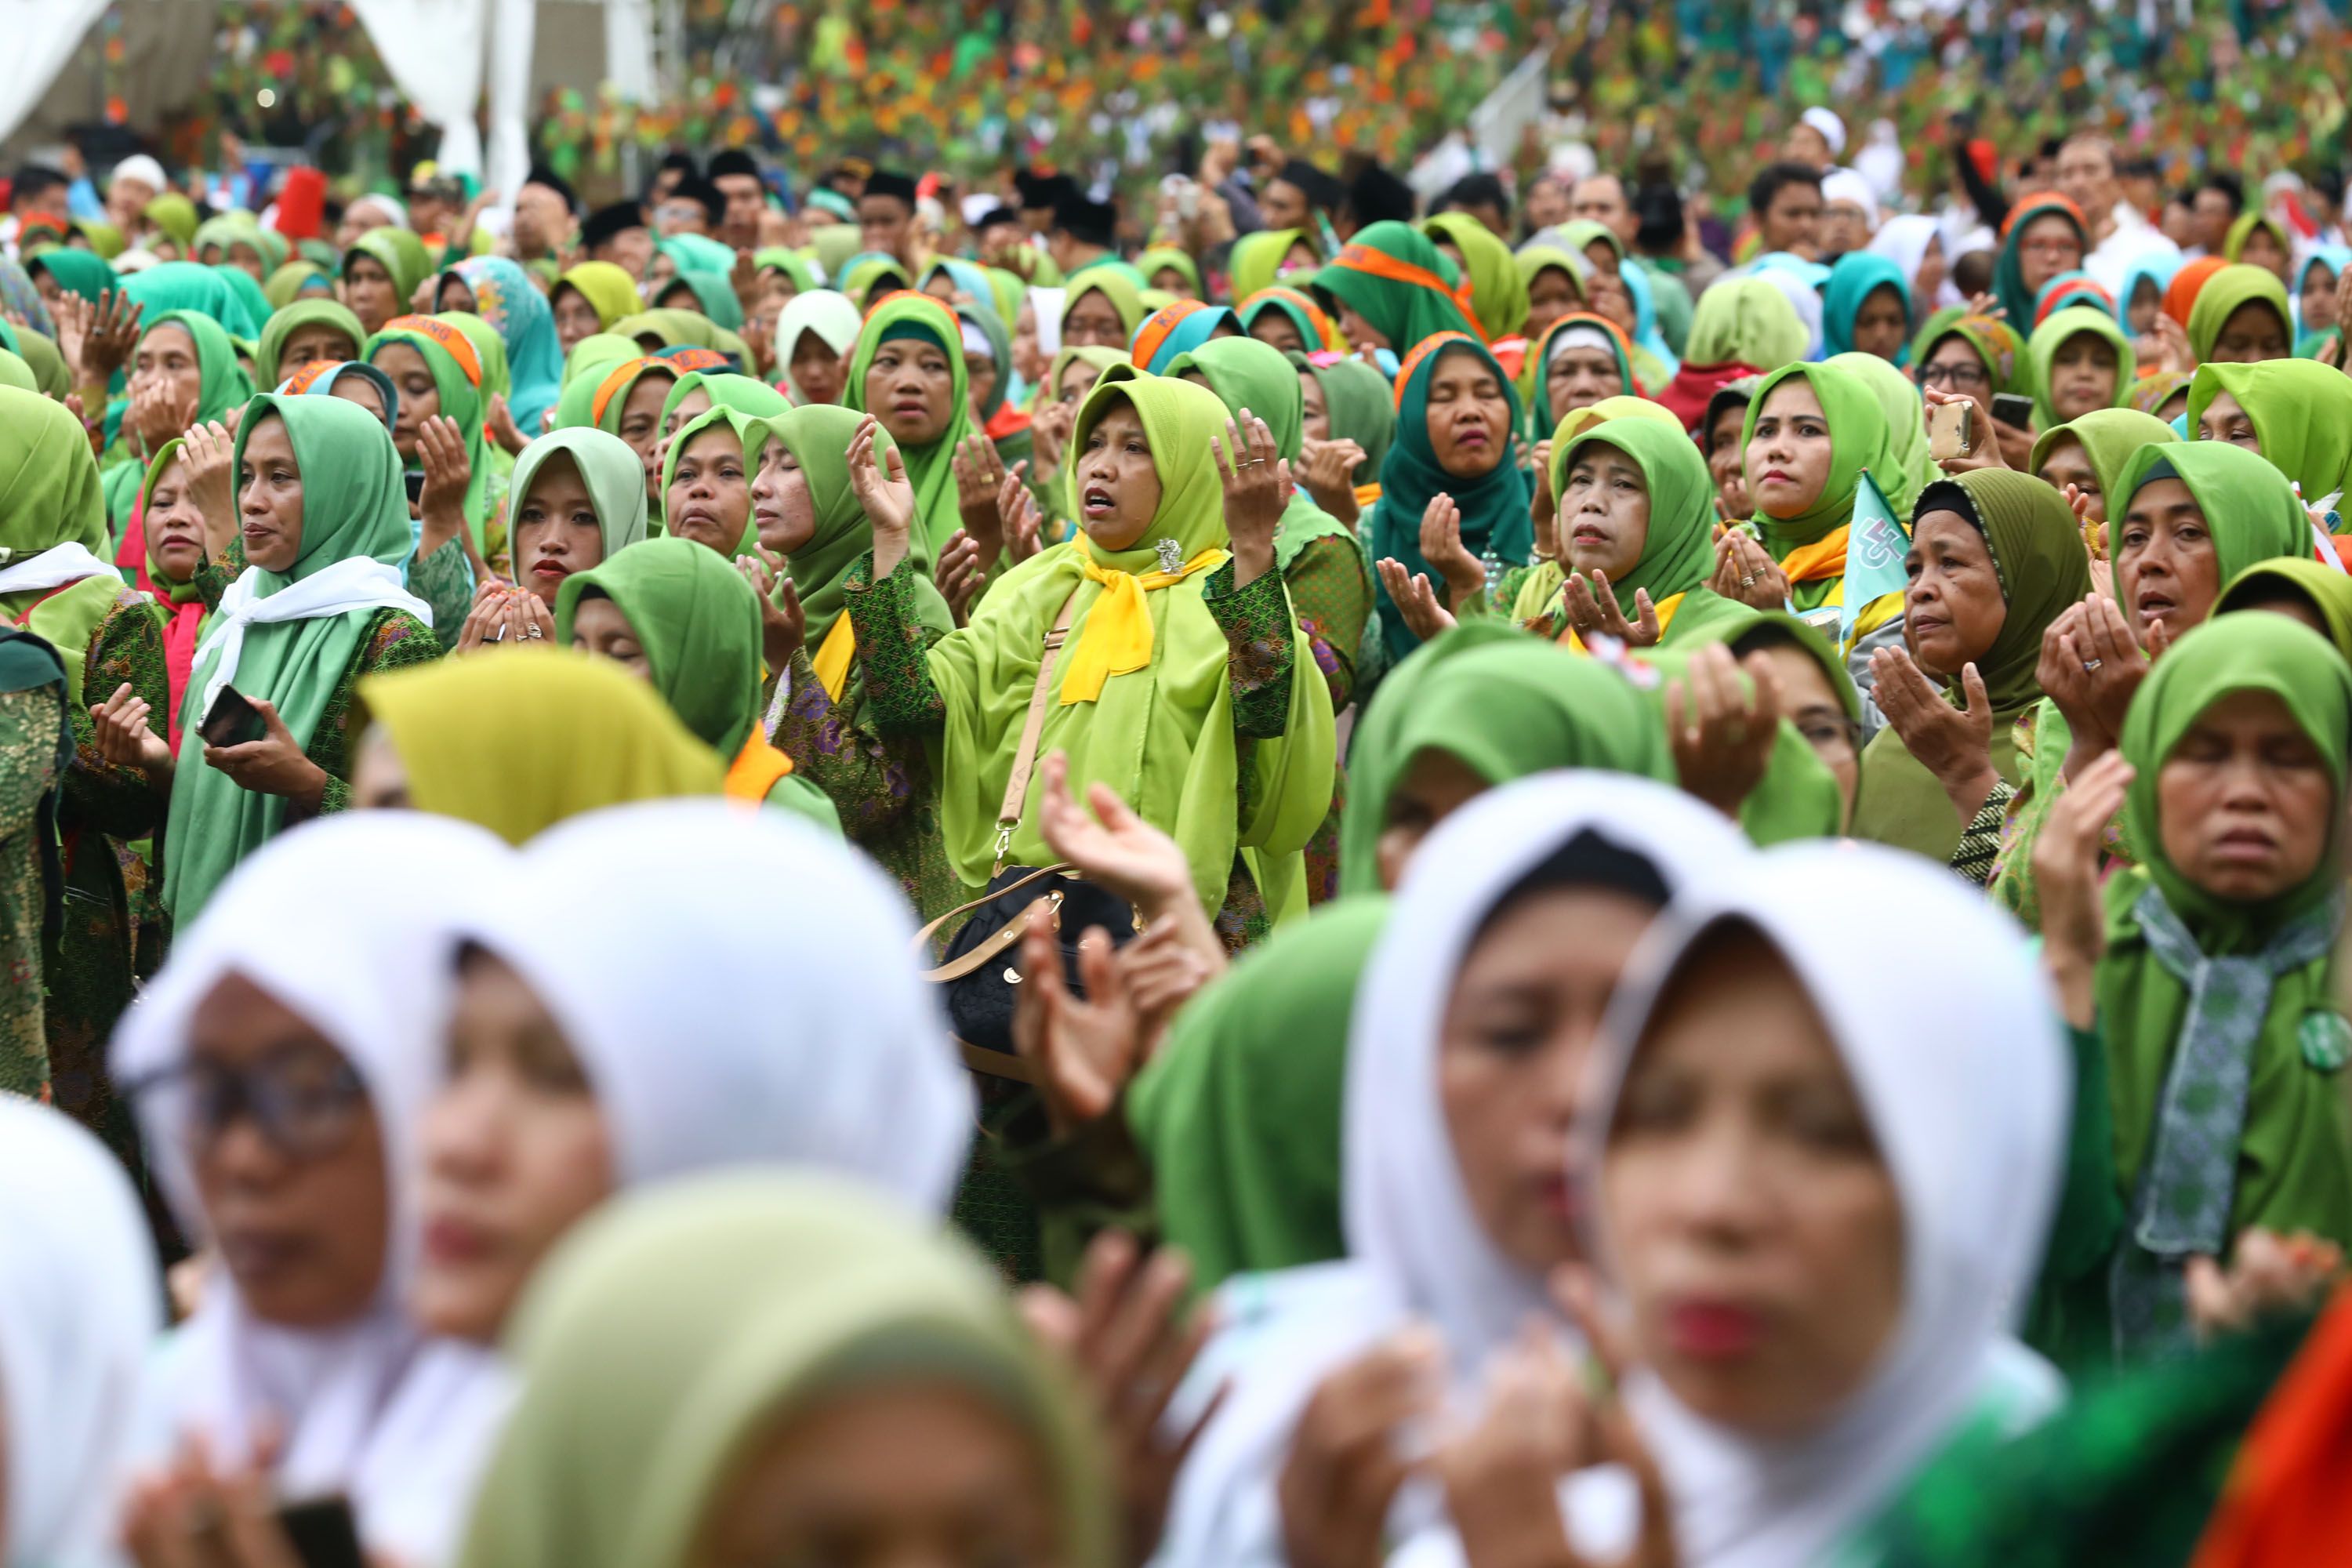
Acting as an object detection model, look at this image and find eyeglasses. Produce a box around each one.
[1917,363,1989,391]
[128,1049,369,1160]
[2020,237,2083,260]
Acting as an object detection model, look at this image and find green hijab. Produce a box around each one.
[743,404,952,659]
[1512,245,1589,316]
[840,256,913,308]
[843,293,975,555]
[453,1174,1113,1568]
[27,249,116,306]
[1548,415,1753,647]
[591,361,678,437]
[956,299,1014,422]
[1740,360,1891,557]
[2027,407,2181,503]
[1134,245,1201,298]
[1423,212,1529,340]
[263,260,333,310]
[658,406,763,555]
[1229,228,1320,303]
[554,261,644,329]
[13,331,68,399]
[1523,312,1638,432]
[437,310,513,411]
[0,349,37,394]
[1822,350,1939,522]
[2224,211,2296,267]
[2027,306,2140,431]
[162,396,420,920]
[366,315,492,539]
[1992,196,2089,328]
[2116,439,2314,578]
[612,309,737,355]
[652,270,746,332]
[1369,335,1534,662]
[212,267,273,343]
[2215,557,2352,663]
[1684,275,1809,368]
[659,370,789,433]
[1061,270,1147,345]
[1635,641,1847,844]
[2185,359,2352,506]
[923,373,1335,914]
[1290,349,1395,484]
[1156,336,1356,572]
[1335,622,1672,894]
[1849,472,2092,862]
[549,334,644,430]
[1311,220,1478,354]
[555,535,768,756]
[509,426,650,572]
[254,297,365,387]
[141,193,198,249]
[359,646,725,847]
[2098,613,2352,1348]
[1127,897,1385,1288]
[753,247,822,297]
[0,387,107,561]
[345,227,433,309]
[139,310,256,423]
[2186,263,2292,365]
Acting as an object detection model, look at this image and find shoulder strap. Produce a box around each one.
[993,586,1081,873]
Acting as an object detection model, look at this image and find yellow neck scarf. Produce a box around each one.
[1778,525,1851,586]
[810,613,858,702]
[1060,542,1230,704]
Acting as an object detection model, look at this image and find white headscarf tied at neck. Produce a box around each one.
[454,799,973,1211]
[1156,772,1751,1568]
[1570,840,2068,1568]
[112,811,518,1566]
[0,1098,162,1568]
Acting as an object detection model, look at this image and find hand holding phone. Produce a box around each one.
[1990,391,2034,430]
[1928,400,1974,463]
[200,684,269,750]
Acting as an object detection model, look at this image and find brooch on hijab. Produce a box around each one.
[1155,538,1185,574]
[2300,1010,2351,1073]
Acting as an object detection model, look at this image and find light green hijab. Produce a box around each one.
[508,426,650,572]
[366,315,493,542]
[658,369,789,433]
[254,297,365,387]
[554,535,768,757]
[1423,212,1529,340]
[1739,363,1893,610]
[2027,407,2180,503]
[924,373,1335,914]
[1290,349,1395,484]
[2115,439,2314,572]
[1544,415,1755,648]
[13,331,69,399]
[1848,471,2092,862]
[1821,350,1937,523]
[1060,270,1147,345]
[139,309,256,423]
[1335,622,1673,894]
[1686,276,1810,368]
[843,293,975,555]
[659,406,764,555]
[1152,336,1356,572]
[2027,305,2139,431]
[2097,612,2352,1350]
[454,1173,1114,1568]
[1127,897,1385,1289]
[549,333,644,430]
[345,227,433,308]
[0,349,36,394]
[2184,359,2352,507]
[2214,557,2352,664]
[162,396,422,921]
[2185,263,2293,365]
[1229,227,1321,303]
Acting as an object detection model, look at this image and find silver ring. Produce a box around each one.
[1740,573,1757,587]
[2082,658,2102,672]
[524,626,545,640]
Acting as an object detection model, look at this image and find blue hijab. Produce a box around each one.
[278,360,400,432]
[1139,305,1243,374]
[2116,250,2184,332]
[1619,262,1680,377]
[450,256,564,437]
[1821,252,1912,361]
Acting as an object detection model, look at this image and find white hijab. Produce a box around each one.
[772,289,865,405]
[452,799,973,1211]
[0,1099,162,1568]
[1569,840,2068,1567]
[1867,214,1963,313]
[1153,773,1752,1568]
[111,811,517,1566]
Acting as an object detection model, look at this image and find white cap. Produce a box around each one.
[1800,107,1847,158]
[1821,168,1878,230]
[110,154,167,196]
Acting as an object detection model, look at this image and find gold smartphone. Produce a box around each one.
[1927,400,1974,463]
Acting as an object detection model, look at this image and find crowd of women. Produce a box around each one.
[7,123,2352,1568]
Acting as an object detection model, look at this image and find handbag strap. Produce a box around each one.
[912,861,1076,957]
[994,587,1081,872]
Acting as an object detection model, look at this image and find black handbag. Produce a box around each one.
[915,588,1138,1078]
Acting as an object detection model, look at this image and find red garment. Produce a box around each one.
[2190,1286,2352,1568]
[115,500,203,751]
[982,402,1033,442]
[273,167,326,241]
[1655,360,1762,434]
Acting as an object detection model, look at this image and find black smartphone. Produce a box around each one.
[1991,392,2034,430]
[404,470,426,504]
[277,1497,365,1568]
[200,684,268,749]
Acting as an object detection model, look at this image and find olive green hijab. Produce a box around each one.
[1423,212,1529,340]
[254,297,365,387]
[345,227,433,308]
[555,536,768,757]
[1335,622,1673,895]
[1154,336,1355,572]
[1288,350,1394,483]
[1848,471,2092,862]
[455,1174,1113,1568]
[2096,614,2352,1352]
[2214,557,2352,663]
[843,292,975,554]
[2027,408,2180,503]
[1739,361,1891,564]
[1686,276,1810,368]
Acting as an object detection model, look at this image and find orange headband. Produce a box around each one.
[376,314,483,387]
[1240,287,1341,353]
[590,357,661,428]
[278,360,337,396]
[1392,331,1484,410]
[1330,242,1485,343]
[1130,299,1208,373]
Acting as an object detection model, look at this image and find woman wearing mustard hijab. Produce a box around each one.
[2187,263,2295,364]
[1150,337,1370,901]
[453,1174,1113,1568]
[2185,359,2352,517]
[845,292,979,556]
[0,388,166,1102]
[2032,613,2352,1369]
[1990,440,2313,931]
[154,395,439,923]
[1849,471,2091,872]
[844,373,1336,940]
[1521,415,1759,651]
[554,537,840,833]
[550,260,643,356]
[352,648,720,847]
[743,404,958,919]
